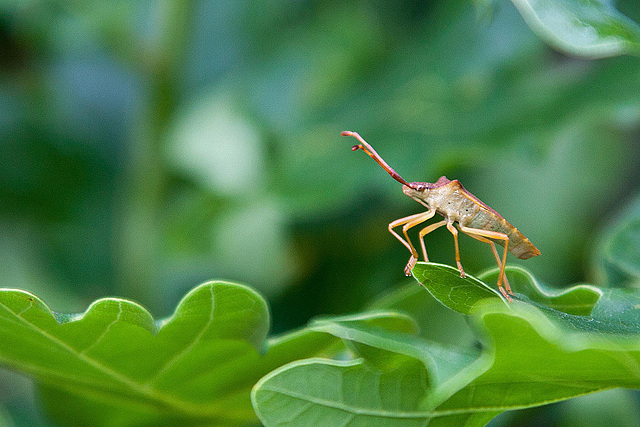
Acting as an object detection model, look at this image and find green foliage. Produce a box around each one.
[595,195,640,288]
[253,197,640,425]
[4,199,640,425]
[411,262,505,312]
[252,264,640,426]
[0,282,336,426]
[510,0,640,58]
[2,0,640,425]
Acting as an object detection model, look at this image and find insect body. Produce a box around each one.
[342,131,540,301]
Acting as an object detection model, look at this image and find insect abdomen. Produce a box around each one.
[465,209,540,259]
[503,224,540,259]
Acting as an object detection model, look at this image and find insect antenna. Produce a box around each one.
[341,131,414,188]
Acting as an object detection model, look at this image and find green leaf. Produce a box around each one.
[251,312,491,426]
[253,310,491,426]
[478,266,601,316]
[433,295,640,415]
[369,280,478,348]
[412,262,605,316]
[0,281,337,426]
[252,358,499,427]
[410,262,506,314]
[253,267,640,426]
[309,313,478,389]
[510,0,640,58]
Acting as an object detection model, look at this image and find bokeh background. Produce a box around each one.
[1,0,640,425]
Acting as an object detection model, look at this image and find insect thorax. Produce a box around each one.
[404,180,479,223]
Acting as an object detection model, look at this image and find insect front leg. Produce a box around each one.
[388,210,436,275]
[446,220,466,278]
[458,225,511,301]
[418,220,447,262]
[458,225,512,296]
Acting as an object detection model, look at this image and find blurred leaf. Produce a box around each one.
[472,0,498,21]
[252,266,640,426]
[510,0,640,58]
[0,281,337,426]
[0,404,15,427]
[469,115,636,287]
[166,90,265,197]
[244,1,640,291]
[210,199,300,296]
[557,388,640,427]
[595,194,640,287]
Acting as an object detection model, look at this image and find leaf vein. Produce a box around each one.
[147,285,216,386]
[80,301,123,355]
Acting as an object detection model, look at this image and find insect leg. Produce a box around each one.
[458,226,512,295]
[389,210,436,275]
[401,211,437,275]
[418,220,447,262]
[458,225,511,301]
[388,212,430,253]
[446,220,466,278]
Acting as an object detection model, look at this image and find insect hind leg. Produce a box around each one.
[458,225,512,296]
[458,225,512,302]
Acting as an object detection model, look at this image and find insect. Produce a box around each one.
[341,131,540,301]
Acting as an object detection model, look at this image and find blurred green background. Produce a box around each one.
[1,0,639,425]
